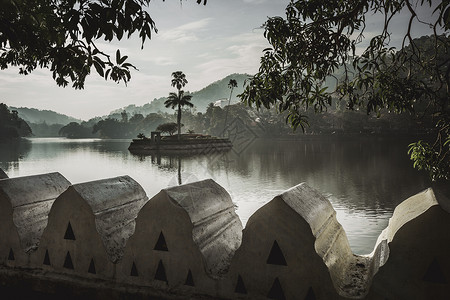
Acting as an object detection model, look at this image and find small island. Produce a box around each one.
[129,71,233,155]
[128,131,232,154]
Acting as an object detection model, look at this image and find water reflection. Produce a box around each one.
[0,137,435,254]
[132,152,212,186]
[221,137,432,212]
[0,139,32,173]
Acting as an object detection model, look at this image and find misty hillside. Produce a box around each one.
[9,73,251,125]
[10,107,81,125]
[110,73,250,116]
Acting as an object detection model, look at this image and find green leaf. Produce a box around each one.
[105,68,111,80]
[93,60,104,77]
[118,55,128,65]
[115,49,121,64]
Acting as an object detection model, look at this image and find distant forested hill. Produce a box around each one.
[110,73,250,116]
[10,107,82,125]
[8,107,82,137]
[190,73,249,110]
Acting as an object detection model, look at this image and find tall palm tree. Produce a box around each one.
[164,90,194,139]
[224,79,238,131]
[171,71,188,92]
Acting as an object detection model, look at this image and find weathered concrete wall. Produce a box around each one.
[32,176,148,279]
[0,172,70,268]
[223,183,367,300]
[118,179,242,296]
[367,188,450,299]
[0,173,449,299]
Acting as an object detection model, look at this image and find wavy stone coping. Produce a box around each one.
[226,182,369,299]
[0,173,449,299]
[368,188,450,299]
[0,172,71,253]
[71,175,149,263]
[116,178,242,293]
[163,179,243,277]
[374,188,449,249]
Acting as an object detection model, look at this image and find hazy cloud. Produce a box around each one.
[145,56,177,66]
[243,0,268,4]
[159,18,212,42]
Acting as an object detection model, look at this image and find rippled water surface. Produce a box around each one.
[0,136,434,254]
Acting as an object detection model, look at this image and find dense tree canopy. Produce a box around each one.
[156,122,179,136]
[59,121,95,138]
[0,0,205,88]
[0,103,32,139]
[239,0,449,180]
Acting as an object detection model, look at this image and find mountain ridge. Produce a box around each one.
[109,73,250,117]
[9,106,82,125]
[10,73,251,123]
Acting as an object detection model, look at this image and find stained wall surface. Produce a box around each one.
[367,188,450,299]
[0,172,70,267]
[33,176,148,279]
[118,179,242,296]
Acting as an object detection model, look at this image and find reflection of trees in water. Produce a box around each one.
[135,153,179,170]
[134,153,186,185]
[0,139,132,175]
[204,137,431,212]
[0,139,32,173]
[29,139,130,160]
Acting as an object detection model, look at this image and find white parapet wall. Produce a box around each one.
[0,172,71,268]
[0,173,449,299]
[223,182,359,299]
[31,175,148,279]
[118,179,243,296]
[367,188,450,299]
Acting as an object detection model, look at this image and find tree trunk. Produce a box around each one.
[177,104,181,140]
[177,156,182,185]
[223,87,234,135]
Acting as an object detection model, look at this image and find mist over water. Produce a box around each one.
[0,136,432,254]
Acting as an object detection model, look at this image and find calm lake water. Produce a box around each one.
[0,136,435,254]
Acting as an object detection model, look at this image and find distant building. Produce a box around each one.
[213,98,229,108]
[214,98,240,108]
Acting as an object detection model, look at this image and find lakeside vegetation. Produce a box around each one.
[2,99,431,141]
[0,104,32,140]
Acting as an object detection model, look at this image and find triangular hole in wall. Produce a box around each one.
[130,261,138,277]
[304,286,316,300]
[8,248,15,261]
[423,257,447,284]
[63,251,74,269]
[88,258,96,274]
[267,277,286,300]
[234,274,247,294]
[184,269,195,286]
[64,221,76,240]
[266,240,287,266]
[43,249,51,265]
[154,231,168,251]
[154,260,168,283]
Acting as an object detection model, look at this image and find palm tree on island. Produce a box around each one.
[164,71,194,140]
[128,72,232,153]
[224,78,238,130]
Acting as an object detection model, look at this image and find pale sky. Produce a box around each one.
[0,0,440,120]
